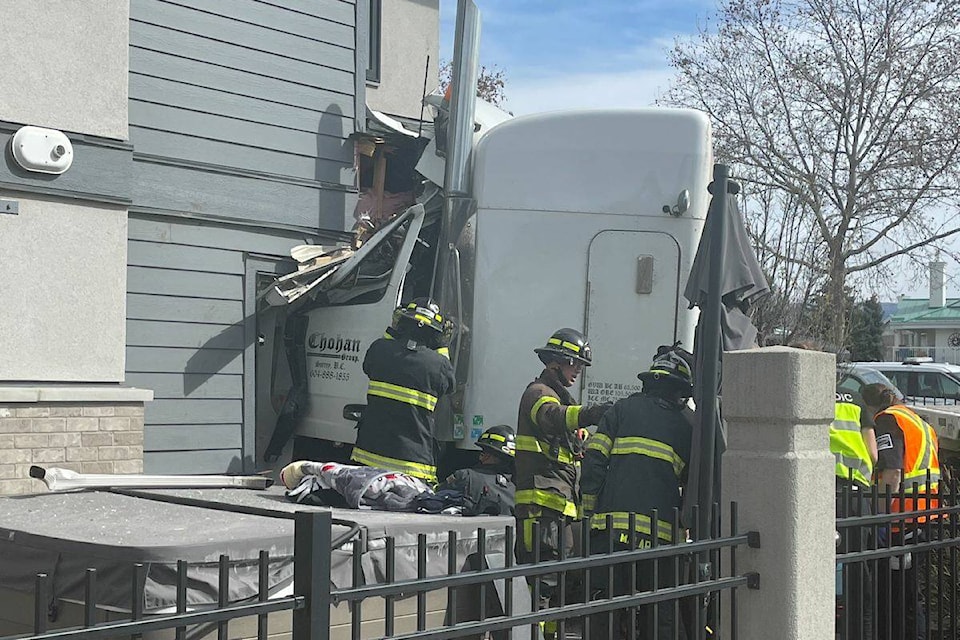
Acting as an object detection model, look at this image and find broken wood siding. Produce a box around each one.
[126,0,362,473]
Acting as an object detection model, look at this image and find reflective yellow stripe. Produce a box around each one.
[350,447,437,482]
[486,433,506,442]
[515,489,578,517]
[530,395,560,425]
[885,407,940,490]
[565,405,582,429]
[586,433,612,457]
[582,493,597,512]
[522,518,535,552]
[367,380,438,411]
[383,331,394,339]
[548,337,581,353]
[436,347,450,359]
[516,435,574,464]
[590,511,674,542]
[610,436,685,477]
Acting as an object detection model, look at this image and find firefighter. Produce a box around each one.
[580,345,695,640]
[350,298,456,485]
[515,328,611,637]
[439,424,516,516]
[862,382,940,640]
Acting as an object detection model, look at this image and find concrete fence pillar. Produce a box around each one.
[721,346,835,639]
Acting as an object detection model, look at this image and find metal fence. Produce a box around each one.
[1,505,760,640]
[836,473,960,640]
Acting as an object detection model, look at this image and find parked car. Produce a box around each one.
[836,363,905,412]
[852,358,960,404]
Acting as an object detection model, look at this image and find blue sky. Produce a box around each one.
[439,0,716,115]
[437,0,955,300]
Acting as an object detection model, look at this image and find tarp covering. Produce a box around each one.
[683,193,769,351]
[0,487,509,612]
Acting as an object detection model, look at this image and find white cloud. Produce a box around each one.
[502,67,679,116]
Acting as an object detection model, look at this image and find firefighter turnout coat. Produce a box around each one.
[580,393,692,544]
[515,367,602,519]
[351,334,456,484]
[440,465,516,516]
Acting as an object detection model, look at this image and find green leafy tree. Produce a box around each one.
[848,296,885,361]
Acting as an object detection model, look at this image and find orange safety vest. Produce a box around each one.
[877,404,941,524]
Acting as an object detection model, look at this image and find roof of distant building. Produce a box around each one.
[887,297,960,324]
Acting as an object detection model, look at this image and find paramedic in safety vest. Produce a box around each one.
[515,328,611,636]
[833,389,876,640]
[439,424,516,516]
[862,382,940,640]
[350,298,456,485]
[580,345,694,640]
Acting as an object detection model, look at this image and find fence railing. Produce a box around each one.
[888,347,960,366]
[2,512,323,640]
[836,473,960,640]
[1,504,760,640]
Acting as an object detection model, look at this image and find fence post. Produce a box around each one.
[294,510,332,640]
[721,346,835,639]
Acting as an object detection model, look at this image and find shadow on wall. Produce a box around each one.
[183,319,248,396]
[317,101,354,231]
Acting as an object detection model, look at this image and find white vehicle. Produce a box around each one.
[261,106,713,466]
[853,358,960,403]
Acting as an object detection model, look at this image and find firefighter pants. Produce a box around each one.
[515,513,575,636]
[587,531,687,640]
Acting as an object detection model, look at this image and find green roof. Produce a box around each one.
[888,297,960,324]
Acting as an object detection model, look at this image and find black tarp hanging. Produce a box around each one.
[682,164,770,535]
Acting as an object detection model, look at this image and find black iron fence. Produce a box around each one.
[836,473,960,640]
[1,504,759,640]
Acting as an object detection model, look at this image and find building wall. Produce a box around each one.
[125,0,367,473]
[0,0,128,139]
[0,0,130,383]
[365,0,440,120]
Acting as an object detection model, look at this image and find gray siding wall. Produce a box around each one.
[127,0,362,472]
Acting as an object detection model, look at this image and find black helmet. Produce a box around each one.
[638,346,694,391]
[394,297,445,334]
[534,328,593,366]
[476,425,516,458]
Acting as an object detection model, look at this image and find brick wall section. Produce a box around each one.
[0,402,144,496]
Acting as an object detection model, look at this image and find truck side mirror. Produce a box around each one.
[343,404,365,422]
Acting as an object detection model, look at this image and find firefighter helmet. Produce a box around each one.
[476,424,516,458]
[534,328,593,366]
[394,297,445,334]
[638,346,694,390]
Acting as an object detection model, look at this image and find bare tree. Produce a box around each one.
[439,61,507,107]
[664,0,960,348]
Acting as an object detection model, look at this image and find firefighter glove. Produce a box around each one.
[580,402,613,426]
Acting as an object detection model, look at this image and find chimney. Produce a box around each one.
[929,261,946,308]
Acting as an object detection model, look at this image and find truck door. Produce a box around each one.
[582,230,681,405]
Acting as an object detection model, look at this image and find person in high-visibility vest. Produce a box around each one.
[862,382,940,640]
[351,298,456,485]
[833,390,876,640]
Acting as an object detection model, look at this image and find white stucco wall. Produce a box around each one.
[366,0,440,120]
[0,1,129,383]
[0,0,128,139]
[0,197,128,382]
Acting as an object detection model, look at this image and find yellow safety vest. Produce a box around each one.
[830,401,873,487]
